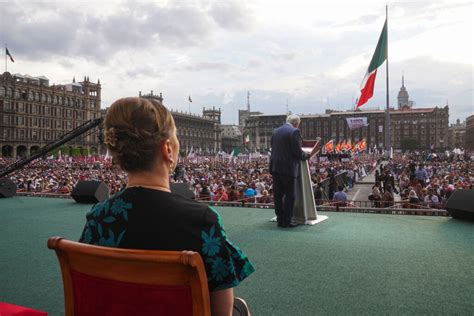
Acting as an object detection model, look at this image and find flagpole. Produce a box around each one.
[5,43,7,73]
[385,5,391,152]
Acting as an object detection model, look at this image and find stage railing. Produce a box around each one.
[16,191,448,216]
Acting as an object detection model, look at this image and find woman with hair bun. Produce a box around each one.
[79,97,254,315]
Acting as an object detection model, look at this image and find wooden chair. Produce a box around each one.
[47,237,211,316]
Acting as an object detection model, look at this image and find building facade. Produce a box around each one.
[220,124,243,153]
[243,81,449,151]
[0,72,102,158]
[465,115,474,151]
[448,118,466,148]
[140,91,222,153]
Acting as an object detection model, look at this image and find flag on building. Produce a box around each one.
[325,139,334,153]
[6,47,14,62]
[188,95,192,102]
[355,19,387,109]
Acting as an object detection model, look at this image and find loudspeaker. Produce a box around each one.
[0,178,16,198]
[170,183,195,200]
[445,189,474,221]
[71,180,109,204]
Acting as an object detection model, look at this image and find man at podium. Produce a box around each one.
[270,114,321,228]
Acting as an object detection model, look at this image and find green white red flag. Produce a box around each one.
[356,19,387,109]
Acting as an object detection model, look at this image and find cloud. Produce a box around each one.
[2,0,255,63]
[209,1,255,31]
[185,61,232,72]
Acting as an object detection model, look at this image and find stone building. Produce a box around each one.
[0,72,102,158]
[140,91,221,153]
[243,80,449,151]
[465,115,474,151]
[220,124,243,153]
[448,118,466,148]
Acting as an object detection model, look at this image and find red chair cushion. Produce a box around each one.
[0,302,48,316]
[70,270,193,316]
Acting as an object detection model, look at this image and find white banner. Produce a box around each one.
[346,117,368,130]
[378,125,383,133]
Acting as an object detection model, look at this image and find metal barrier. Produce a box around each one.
[15,190,449,217]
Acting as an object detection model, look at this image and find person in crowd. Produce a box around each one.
[313,182,323,205]
[257,190,272,204]
[244,185,256,200]
[214,186,229,202]
[382,184,394,208]
[199,183,211,200]
[78,97,254,315]
[228,185,239,201]
[269,114,321,228]
[424,188,440,207]
[408,190,420,207]
[371,182,382,208]
[415,164,429,187]
[333,185,348,206]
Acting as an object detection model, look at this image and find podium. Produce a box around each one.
[291,159,328,225]
[271,140,328,226]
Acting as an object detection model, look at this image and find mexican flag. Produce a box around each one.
[356,19,387,109]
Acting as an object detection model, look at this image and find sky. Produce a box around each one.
[1,0,473,124]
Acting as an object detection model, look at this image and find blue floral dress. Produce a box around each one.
[79,187,254,291]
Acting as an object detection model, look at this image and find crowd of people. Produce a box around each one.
[1,153,378,203]
[369,151,473,208]
[1,149,471,207]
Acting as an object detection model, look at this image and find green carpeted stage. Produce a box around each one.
[1,197,473,315]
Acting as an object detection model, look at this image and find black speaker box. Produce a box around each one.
[445,189,474,221]
[170,183,195,200]
[71,180,109,204]
[0,178,16,198]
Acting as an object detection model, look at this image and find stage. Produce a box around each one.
[1,197,473,315]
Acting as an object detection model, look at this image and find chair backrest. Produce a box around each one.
[48,237,211,316]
